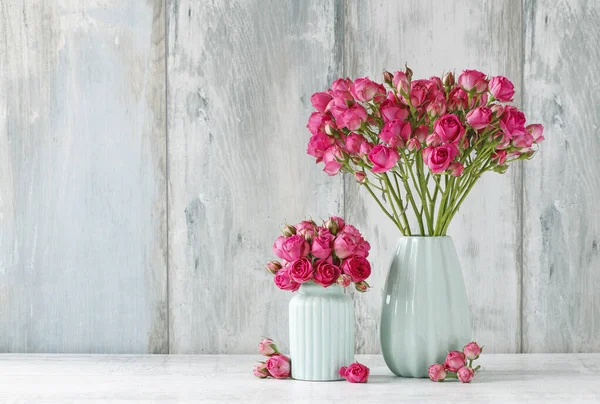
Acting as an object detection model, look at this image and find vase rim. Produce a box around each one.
[398,235,452,239]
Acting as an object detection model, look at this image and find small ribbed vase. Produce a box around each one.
[380,236,472,378]
[289,282,354,381]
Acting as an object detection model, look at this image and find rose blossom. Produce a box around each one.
[489,75,515,102]
[350,77,386,102]
[307,112,335,135]
[341,255,372,282]
[434,114,465,144]
[310,91,333,112]
[380,120,411,148]
[512,132,534,149]
[253,362,269,378]
[406,138,421,151]
[331,77,352,95]
[336,274,352,288]
[448,86,468,110]
[333,225,369,259]
[428,363,447,382]
[527,123,545,143]
[311,232,335,259]
[339,362,370,383]
[295,220,317,239]
[448,162,464,177]
[423,144,459,174]
[368,145,399,173]
[266,354,291,379]
[466,107,493,130]
[463,341,482,360]
[273,235,310,261]
[258,338,278,356]
[322,145,343,176]
[289,258,313,283]
[273,267,300,291]
[409,79,432,106]
[345,133,364,155]
[313,260,341,287]
[307,131,335,162]
[458,69,488,93]
[413,125,429,142]
[499,106,527,139]
[457,366,475,383]
[444,351,466,373]
[426,90,447,117]
[338,104,367,131]
[492,149,507,165]
[355,172,366,183]
[359,141,374,157]
[392,71,410,93]
[380,99,409,122]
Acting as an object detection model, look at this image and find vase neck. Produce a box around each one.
[298,282,343,295]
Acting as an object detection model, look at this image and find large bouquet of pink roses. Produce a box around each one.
[306,67,544,236]
[266,217,372,292]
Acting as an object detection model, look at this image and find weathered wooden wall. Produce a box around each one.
[0,0,598,354]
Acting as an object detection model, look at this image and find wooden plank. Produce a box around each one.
[166,0,344,353]
[522,0,600,352]
[0,354,599,402]
[342,0,523,353]
[0,0,168,353]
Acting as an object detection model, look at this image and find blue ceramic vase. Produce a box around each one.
[380,236,472,377]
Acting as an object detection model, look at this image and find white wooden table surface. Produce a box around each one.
[0,354,599,403]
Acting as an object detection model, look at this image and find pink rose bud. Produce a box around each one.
[413,125,429,142]
[443,71,455,86]
[337,274,352,288]
[444,351,466,373]
[406,138,421,152]
[265,261,282,275]
[266,354,291,379]
[489,76,515,102]
[281,224,296,237]
[527,123,545,143]
[404,64,413,79]
[354,280,369,293]
[392,71,410,93]
[428,363,447,382]
[448,162,464,177]
[340,362,370,383]
[383,71,393,84]
[258,338,279,356]
[310,91,333,113]
[425,133,442,147]
[253,362,270,378]
[355,172,367,183]
[457,69,488,93]
[463,341,482,360]
[327,216,345,233]
[457,366,475,383]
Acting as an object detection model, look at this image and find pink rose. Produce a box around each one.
[331,77,352,95]
[359,141,374,156]
[463,342,482,360]
[350,77,386,103]
[345,133,364,155]
[355,172,366,183]
[336,274,352,288]
[426,90,447,117]
[341,255,372,282]
[273,267,300,291]
[339,362,370,383]
[409,79,433,106]
[413,125,429,142]
[426,133,442,147]
[273,235,310,261]
[313,260,341,287]
[265,260,282,275]
[406,138,421,151]
[311,232,335,259]
[322,145,343,176]
[457,366,475,383]
[492,149,507,165]
[310,91,333,112]
[325,216,345,233]
[428,363,447,382]
[338,104,367,131]
[512,132,534,149]
[307,131,335,163]
[489,76,515,102]
[368,145,399,173]
[448,86,468,110]
[458,69,488,93]
[307,112,335,135]
[434,114,465,144]
[253,362,269,378]
[423,144,459,174]
[527,123,545,143]
[466,107,493,130]
[392,71,410,93]
[258,338,278,356]
[266,354,291,379]
[289,258,313,283]
[295,220,317,239]
[380,120,412,148]
[448,162,464,177]
[333,225,369,259]
[444,351,466,373]
[380,99,409,122]
[499,106,527,140]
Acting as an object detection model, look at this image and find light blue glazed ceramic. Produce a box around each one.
[289,282,354,381]
[380,236,472,378]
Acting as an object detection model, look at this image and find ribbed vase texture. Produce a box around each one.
[289,283,354,381]
[380,236,472,378]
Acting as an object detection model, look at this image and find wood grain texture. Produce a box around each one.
[0,0,168,353]
[522,0,600,352]
[342,0,524,353]
[166,0,344,353]
[0,354,599,402]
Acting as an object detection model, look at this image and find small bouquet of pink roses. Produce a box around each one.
[266,217,372,292]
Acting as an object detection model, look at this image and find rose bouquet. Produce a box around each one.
[306,67,544,236]
[266,217,372,292]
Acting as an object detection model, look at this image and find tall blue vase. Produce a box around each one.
[380,236,472,378]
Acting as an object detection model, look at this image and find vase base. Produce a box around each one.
[291,377,344,382]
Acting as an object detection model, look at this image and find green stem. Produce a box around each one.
[399,154,425,235]
[363,182,405,234]
[382,173,411,236]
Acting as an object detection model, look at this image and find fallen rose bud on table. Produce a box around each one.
[339,362,370,383]
[428,341,483,383]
